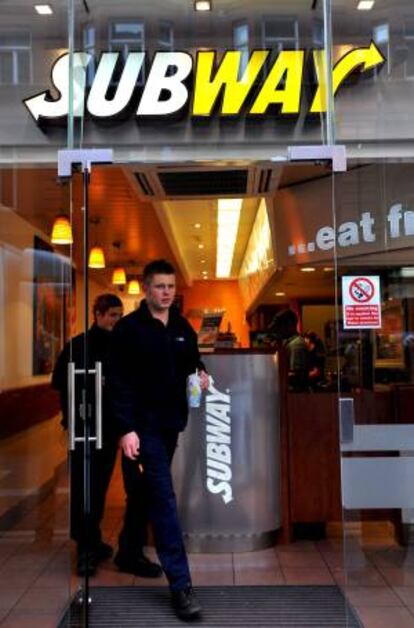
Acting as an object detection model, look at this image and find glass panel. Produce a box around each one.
[0,1,71,162]
[0,52,14,84]
[0,31,30,47]
[67,0,335,158]
[262,16,299,47]
[59,2,344,626]
[159,21,174,50]
[331,0,414,153]
[335,161,414,625]
[0,164,75,623]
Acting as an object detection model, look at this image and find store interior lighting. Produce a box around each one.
[35,4,53,14]
[128,279,141,295]
[112,267,127,285]
[194,1,212,12]
[51,215,72,245]
[216,198,242,278]
[357,0,375,10]
[88,246,106,269]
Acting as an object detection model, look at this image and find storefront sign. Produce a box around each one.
[24,43,385,123]
[342,275,382,329]
[288,203,414,258]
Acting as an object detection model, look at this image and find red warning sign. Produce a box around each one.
[342,276,382,329]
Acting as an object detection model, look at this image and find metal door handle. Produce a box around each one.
[67,362,103,451]
[68,362,76,451]
[339,397,354,444]
[95,361,103,450]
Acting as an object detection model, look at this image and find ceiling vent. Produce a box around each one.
[158,169,248,197]
[134,172,155,197]
[132,164,282,200]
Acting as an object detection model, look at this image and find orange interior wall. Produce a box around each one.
[181,280,250,348]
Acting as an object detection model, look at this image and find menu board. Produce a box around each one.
[198,312,224,351]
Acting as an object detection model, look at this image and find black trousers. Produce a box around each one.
[117,452,149,559]
[120,430,191,591]
[70,439,118,552]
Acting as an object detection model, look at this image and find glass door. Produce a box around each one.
[336,161,414,627]
[61,1,355,626]
[56,152,117,626]
[0,163,76,624]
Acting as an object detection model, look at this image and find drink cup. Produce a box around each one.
[187,372,202,408]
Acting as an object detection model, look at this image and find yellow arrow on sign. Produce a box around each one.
[310,41,385,113]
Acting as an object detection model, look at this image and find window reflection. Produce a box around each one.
[0,30,32,85]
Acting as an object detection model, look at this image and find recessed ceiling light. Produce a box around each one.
[194,223,201,229]
[203,276,208,280]
[357,0,375,10]
[198,243,204,249]
[35,4,53,14]
[323,267,334,272]
[301,267,316,272]
[200,259,206,264]
[275,292,286,297]
[194,0,212,12]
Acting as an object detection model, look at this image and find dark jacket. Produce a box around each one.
[109,299,203,435]
[284,334,309,392]
[52,324,115,437]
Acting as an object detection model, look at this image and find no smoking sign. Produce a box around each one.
[342,275,382,329]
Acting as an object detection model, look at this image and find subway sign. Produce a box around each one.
[24,43,385,122]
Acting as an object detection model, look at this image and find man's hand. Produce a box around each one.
[120,431,140,460]
[198,370,210,391]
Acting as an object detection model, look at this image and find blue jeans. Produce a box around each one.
[122,429,192,592]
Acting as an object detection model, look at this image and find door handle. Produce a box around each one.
[67,362,103,451]
[68,362,76,451]
[95,361,103,450]
[339,397,354,444]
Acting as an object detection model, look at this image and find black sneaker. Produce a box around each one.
[77,550,98,577]
[114,553,163,578]
[171,587,202,620]
[95,542,113,562]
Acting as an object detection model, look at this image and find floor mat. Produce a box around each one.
[59,585,361,627]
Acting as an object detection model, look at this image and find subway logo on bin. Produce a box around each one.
[24,42,385,122]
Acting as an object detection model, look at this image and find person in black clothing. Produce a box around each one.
[304,331,326,389]
[52,293,161,579]
[109,259,209,621]
[269,309,309,392]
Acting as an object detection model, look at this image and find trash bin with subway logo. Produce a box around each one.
[172,352,281,552]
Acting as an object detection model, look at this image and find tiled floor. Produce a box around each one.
[1,462,414,626]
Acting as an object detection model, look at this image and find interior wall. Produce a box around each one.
[182,280,250,348]
[0,416,66,519]
[0,204,50,390]
[0,201,110,389]
[75,273,110,335]
[302,304,336,341]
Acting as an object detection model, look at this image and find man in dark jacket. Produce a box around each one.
[270,308,309,392]
[52,293,161,579]
[110,259,209,620]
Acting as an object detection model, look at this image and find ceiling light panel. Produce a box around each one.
[216,198,242,278]
[357,0,375,10]
[194,0,212,12]
[35,4,53,14]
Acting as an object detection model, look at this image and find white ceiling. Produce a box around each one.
[157,196,259,282]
